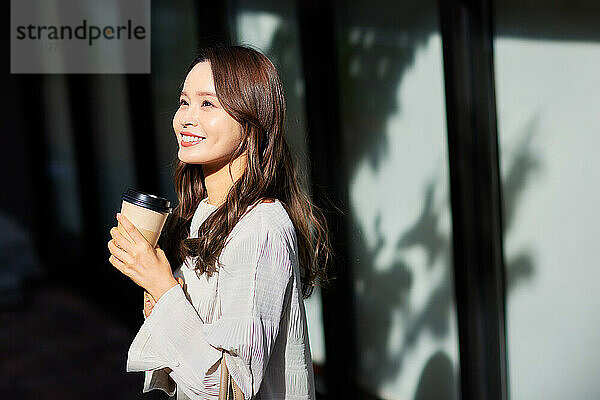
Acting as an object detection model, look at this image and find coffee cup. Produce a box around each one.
[118,188,172,248]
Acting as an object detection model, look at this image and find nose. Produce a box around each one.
[180,105,199,128]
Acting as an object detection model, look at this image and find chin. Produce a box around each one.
[178,150,202,164]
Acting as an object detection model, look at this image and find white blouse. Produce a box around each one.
[126,197,316,400]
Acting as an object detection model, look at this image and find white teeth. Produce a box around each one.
[182,135,204,142]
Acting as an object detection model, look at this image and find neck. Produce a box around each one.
[202,153,247,206]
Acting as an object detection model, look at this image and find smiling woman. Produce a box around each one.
[173,61,245,183]
[116,44,335,400]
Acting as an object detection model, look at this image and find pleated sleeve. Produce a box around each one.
[127,209,295,400]
[140,303,178,396]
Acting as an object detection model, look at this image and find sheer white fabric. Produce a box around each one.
[126,197,316,400]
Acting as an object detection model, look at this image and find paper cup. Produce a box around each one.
[118,188,172,248]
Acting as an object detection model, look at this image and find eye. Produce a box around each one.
[179,99,188,106]
[201,100,214,107]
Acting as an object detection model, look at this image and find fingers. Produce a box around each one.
[143,300,154,318]
[108,254,127,274]
[142,280,182,318]
[116,213,148,246]
[144,290,156,305]
[144,290,156,318]
[107,236,134,265]
[109,226,133,254]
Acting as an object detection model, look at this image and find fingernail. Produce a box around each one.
[116,212,121,219]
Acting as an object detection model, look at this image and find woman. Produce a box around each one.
[107,43,333,400]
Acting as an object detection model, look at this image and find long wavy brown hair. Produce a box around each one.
[158,44,334,299]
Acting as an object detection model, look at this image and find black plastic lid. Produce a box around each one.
[121,188,172,214]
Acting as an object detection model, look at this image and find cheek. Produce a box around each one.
[223,118,242,139]
[204,113,243,144]
[205,114,221,129]
[223,123,243,147]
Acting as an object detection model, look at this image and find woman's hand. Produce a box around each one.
[143,290,156,318]
[108,212,178,301]
[143,277,184,318]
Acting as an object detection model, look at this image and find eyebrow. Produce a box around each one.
[180,90,217,97]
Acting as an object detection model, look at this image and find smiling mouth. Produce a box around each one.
[180,133,206,147]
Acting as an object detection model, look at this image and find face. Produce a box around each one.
[173,61,244,172]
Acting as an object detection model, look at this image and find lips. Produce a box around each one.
[180,131,206,147]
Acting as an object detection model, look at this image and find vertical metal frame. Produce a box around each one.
[65,75,104,259]
[126,74,160,194]
[63,75,130,307]
[438,0,509,399]
[296,0,357,398]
